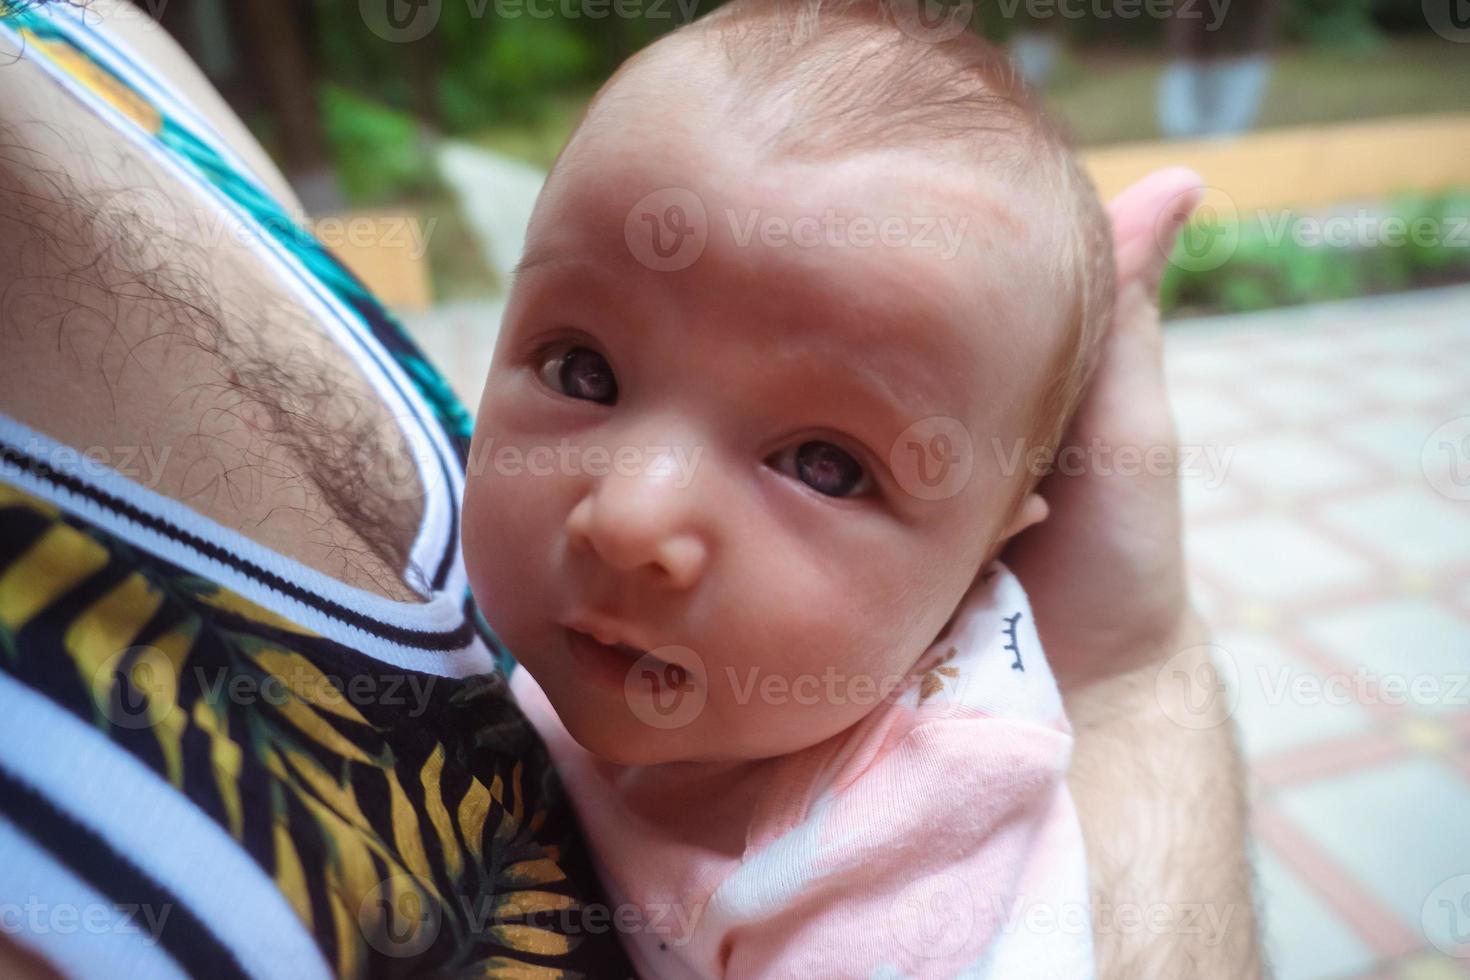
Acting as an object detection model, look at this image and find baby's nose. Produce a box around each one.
[565,457,709,590]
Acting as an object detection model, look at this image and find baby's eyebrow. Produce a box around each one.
[511,247,567,280]
[765,336,954,435]
[841,360,930,425]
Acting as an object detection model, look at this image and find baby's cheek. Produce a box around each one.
[823,591,948,716]
[463,471,553,639]
[733,603,915,738]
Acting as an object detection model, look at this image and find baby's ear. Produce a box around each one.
[999,492,1049,544]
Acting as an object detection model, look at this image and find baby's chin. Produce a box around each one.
[551,687,885,768]
[524,640,932,767]
[540,679,713,767]
[562,715,684,767]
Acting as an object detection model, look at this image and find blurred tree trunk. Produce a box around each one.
[408,31,443,128]
[236,0,341,210]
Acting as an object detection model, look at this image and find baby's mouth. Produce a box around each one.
[565,626,680,690]
[569,628,646,662]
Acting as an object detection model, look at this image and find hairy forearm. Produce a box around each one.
[1064,612,1263,980]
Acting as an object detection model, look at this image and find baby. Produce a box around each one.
[463,0,1114,975]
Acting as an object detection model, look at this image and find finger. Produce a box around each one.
[1107,170,1205,347]
[1106,166,1205,250]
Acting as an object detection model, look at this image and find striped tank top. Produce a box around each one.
[0,3,630,977]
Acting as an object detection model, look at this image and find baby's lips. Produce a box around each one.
[566,614,654,655]
[623,644,709,731]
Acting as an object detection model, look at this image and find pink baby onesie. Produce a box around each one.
[511,563,1095,979]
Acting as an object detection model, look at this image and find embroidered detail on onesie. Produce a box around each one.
[1004,612,1024,672]
[917,645,962,704]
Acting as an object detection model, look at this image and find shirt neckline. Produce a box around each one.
[0,412,492,677]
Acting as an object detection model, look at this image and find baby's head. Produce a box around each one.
[463,0,1113,765]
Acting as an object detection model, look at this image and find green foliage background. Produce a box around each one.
[1163,191,1470,315]
[314,0,1436,205]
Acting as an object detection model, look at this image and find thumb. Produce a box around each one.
[1108,167,1205,304]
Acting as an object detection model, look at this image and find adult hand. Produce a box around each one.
[1005,167,1262,979]
[1006,166,1207,686]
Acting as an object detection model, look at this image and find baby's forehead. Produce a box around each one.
[550,20,1096,455]
[556,111,1060,299]
[541,32,1080,398]
[575,26,1066,240]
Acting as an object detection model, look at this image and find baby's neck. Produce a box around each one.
[597,756,773,857]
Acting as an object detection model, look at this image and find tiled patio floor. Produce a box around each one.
[1164,285,1470,980]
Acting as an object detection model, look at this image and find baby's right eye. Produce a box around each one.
[537,345,618,405]
[770,440,872,499]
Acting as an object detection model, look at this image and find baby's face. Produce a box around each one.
[463,100,1068,765]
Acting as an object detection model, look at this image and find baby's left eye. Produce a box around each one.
[771,441,872,499]
[536,344,618,405]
